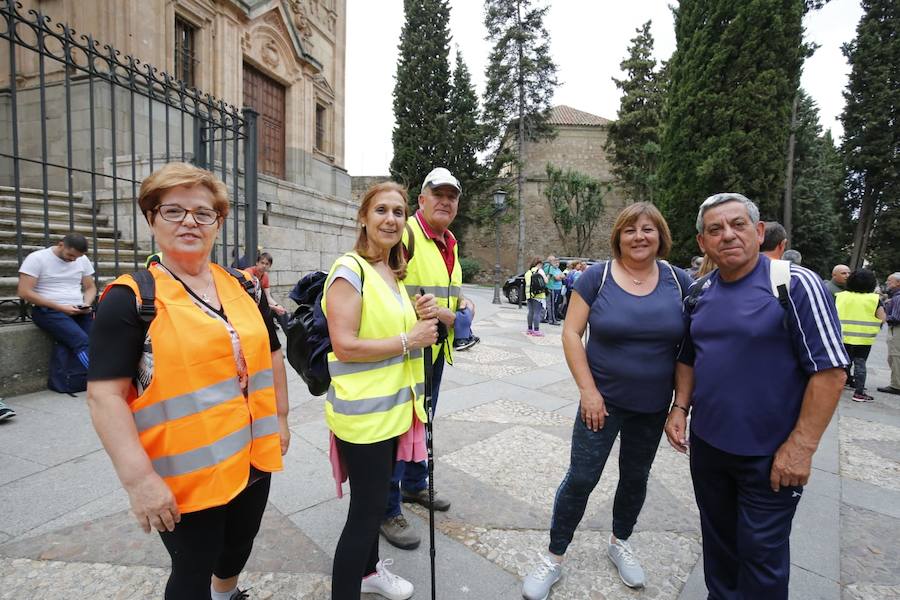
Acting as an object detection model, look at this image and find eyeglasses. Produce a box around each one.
[154,204,220,226]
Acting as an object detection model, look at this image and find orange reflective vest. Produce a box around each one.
[103,264,282,513]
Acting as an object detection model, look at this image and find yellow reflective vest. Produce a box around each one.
[835,291,881,346]
[322,253,426,444]
[402,215,462,364]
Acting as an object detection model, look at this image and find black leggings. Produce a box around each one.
[158,475,270,600]
[332,436,397,600]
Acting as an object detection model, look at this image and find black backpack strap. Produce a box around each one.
[226,266,256,294]
[130,269,157,324]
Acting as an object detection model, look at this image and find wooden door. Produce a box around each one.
[243,64,286,179]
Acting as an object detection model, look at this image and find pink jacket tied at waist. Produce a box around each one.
[329,412,426,498]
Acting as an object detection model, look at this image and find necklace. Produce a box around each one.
[618,261,654,286]
[198,276,214,303]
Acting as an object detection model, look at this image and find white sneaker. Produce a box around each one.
[360,559,414,600]
[522,554,563,600]
[607,535,645,588]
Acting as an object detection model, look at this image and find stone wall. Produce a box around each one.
[0,324,53,397]
[465,124,629,278]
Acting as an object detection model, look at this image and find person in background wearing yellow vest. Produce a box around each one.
[524,257,548,336]
[836,269,886,402]
[323,181,438,600]
[379,167,468,550]
[86,163,290,600]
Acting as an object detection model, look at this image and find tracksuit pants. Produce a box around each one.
[689,434,803,600]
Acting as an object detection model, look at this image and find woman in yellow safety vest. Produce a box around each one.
[323,181,438,600]
[836,268,885,402]
[87,162,290,600]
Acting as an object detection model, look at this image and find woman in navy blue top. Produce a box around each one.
[522,202,693,599]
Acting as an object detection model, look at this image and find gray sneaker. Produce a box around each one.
[379,514,421,550]
[522,554,562,600]
[607,535,645,588]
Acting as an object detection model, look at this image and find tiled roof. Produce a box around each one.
[547,105,611,126]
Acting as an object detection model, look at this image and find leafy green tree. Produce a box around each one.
[789,94,844,277]
[483,0,558,271]
[605,21,664,204]
[390,0,453,202]
[839,0,900,269]
[543,164,611,257]
[658,0,806,264]
[446,50,489,243]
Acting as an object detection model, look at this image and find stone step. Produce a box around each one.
[0,218,117,238]
[0,272,118,296]
[0,195,96,216]
[0,186,82,201]
[0,259,128,279]
[0,205,109,226]
[0,244,144,262]
[0,230,139,250]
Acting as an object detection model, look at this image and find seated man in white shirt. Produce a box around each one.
[17,233,96,370]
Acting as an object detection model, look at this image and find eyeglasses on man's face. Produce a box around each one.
[154,204,220,226]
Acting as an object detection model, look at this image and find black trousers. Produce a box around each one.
[690,435,802,600]
[158,474,270,600]
[332,436,397,600]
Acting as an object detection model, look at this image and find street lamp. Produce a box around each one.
[491,189,508,305]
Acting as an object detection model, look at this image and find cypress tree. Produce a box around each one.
[390,0,453,202]
[605,21,664,204]
[447,50,488,243]
[839,0,900,269]
[483,0,558,272]
[658,0,806,263]
[790,93,843,277]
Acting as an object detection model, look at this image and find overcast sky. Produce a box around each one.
[344,0,864,176]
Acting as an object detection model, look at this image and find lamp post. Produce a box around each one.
[492,189,508,305]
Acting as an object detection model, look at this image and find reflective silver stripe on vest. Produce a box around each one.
[843,331,878,338]
[133,369,274,433]
[251,414,279,438]
[328,349,424,377]
[404,285,462,301]
[152,424,250,478]
[327,382,425,416]
[840,320,880,328]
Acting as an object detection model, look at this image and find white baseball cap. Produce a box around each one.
[422,167,461,193]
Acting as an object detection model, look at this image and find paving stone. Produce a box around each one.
[445,398,573,427]
[841,503,900,588]
[449,527,700,600]
[0,558,331,599]
[0,451,45,486]
[840,416,900,492]
[0,450,121,537]
[267,436,337,517]
[842,477,900,520]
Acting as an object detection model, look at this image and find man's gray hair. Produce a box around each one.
[696,193,760,233]
[782,249,802,265]
[889,272,900,282]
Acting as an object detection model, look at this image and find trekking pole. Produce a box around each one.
[420,288,437,600]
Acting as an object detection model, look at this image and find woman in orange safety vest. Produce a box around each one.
[87,162,290,600]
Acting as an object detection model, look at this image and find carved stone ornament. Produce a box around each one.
[262,39,280,68]
[289,0,314,42]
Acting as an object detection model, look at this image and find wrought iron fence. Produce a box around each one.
[0,0,259,324]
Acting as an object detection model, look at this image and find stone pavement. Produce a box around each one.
[1,284,899,599]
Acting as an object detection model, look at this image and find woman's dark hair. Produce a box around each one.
[846,269,877,293]
[529,256,543,269]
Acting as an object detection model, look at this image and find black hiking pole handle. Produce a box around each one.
[420,288,437,600]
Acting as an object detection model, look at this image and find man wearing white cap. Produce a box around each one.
[380,167,472,549]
